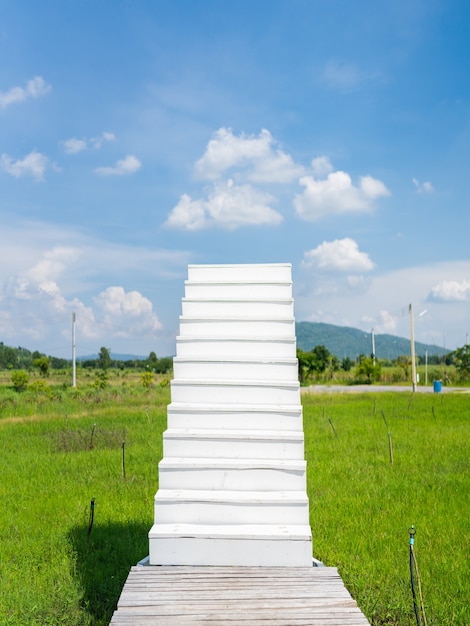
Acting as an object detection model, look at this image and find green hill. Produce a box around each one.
[295,321,446,361]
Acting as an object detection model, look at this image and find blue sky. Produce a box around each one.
[1,0,469,358]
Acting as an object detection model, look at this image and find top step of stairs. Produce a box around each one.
[187,263,292,283]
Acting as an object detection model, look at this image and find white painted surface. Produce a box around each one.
[178,316,295,338]
[167,403,303,431]
[158,458,307,491]
[148,524,312,567]
[173,356,298,381]
[187,263,293,283]
[184,281,293,299]
[149,263,312,567]
[170,379,300,404]
[162,428,305,459]
[175,336,297,358]
[154,490,310,525]
[181,298,294,317]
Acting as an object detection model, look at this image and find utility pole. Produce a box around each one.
[72,312,76,388]
[409,304,417,392]
[371,328,376,364]
[425,349,428,386]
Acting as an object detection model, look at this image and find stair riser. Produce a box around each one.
[181,299,293,317]
[184,283,293,299]
[158,466,306,491]
[178,318,295,338]
[167,408,302,431]
[162,436,305,460]
[170,381,300,405]
[173,359,298,382]
[148,534,312,567]
[187,264,292,283]
[154,500,310,525]
[175,338,296,358]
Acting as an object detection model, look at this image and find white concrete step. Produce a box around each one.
[167,402,303,431]
[148,523,312,566]
[158,457,307,491]
[181,297,294,317]
[172,356,299,382]
[162,428,305,459]
[153,489,310,525]
[184,281,293,300]
[170,378,300,405]
[187,263,293,283]
[175,336,297,358]
[178,316,295,339]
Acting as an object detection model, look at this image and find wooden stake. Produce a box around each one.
[121,441,126,480]
[328,417,338,438]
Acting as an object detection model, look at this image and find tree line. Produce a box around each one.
[0,343,172,375]
[297,343,470,383]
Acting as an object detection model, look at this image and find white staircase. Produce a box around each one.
[148,263,312,566]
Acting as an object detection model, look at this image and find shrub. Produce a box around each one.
[141,371,154,388]
[11,369,29,392]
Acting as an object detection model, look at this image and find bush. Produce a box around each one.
[28,379,51,394]
[11,369,29,392]
[141,371,154,388]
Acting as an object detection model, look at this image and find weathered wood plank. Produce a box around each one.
[110,565,370,625]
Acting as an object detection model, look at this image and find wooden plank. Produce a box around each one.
[110,566,371,625]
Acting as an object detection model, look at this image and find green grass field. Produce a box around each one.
[0,382,468,625]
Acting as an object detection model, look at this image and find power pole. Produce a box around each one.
[371,328,376,364]
[72,312,76,388]
[409,304,417,392]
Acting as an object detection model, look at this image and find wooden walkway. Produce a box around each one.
[110,565,371,625]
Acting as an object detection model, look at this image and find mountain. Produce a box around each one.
[295,322,446,361]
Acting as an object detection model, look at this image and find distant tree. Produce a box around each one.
[395,355,411,380]
[0,344,18,369]
[98,347,112,371]
[11,370,29,392]
[297,345,333,381]
[50,356,69,369]
[451,344,470,381]
[341,356,354,372]
[310,345,331,373]
[154,356,173,374]
[355,355,381,384]
[33,356,50,377]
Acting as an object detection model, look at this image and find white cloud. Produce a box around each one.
[429,279,470,302]
[62,138,88,154]
[194,127,304,183]
[95,154,141,176]
[302,238,375,272]
[412,177,434,194]
[165,179,282,231]
[0,150,50,181]
[294,167,390,221]
[91,131,116,149]
[63,132,116,154]
[311,156,333,178]
[94,286,162,337]
[377,309,398,333]
[0,76,51,109]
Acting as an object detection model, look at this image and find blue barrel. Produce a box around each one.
[433,380,442,393]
